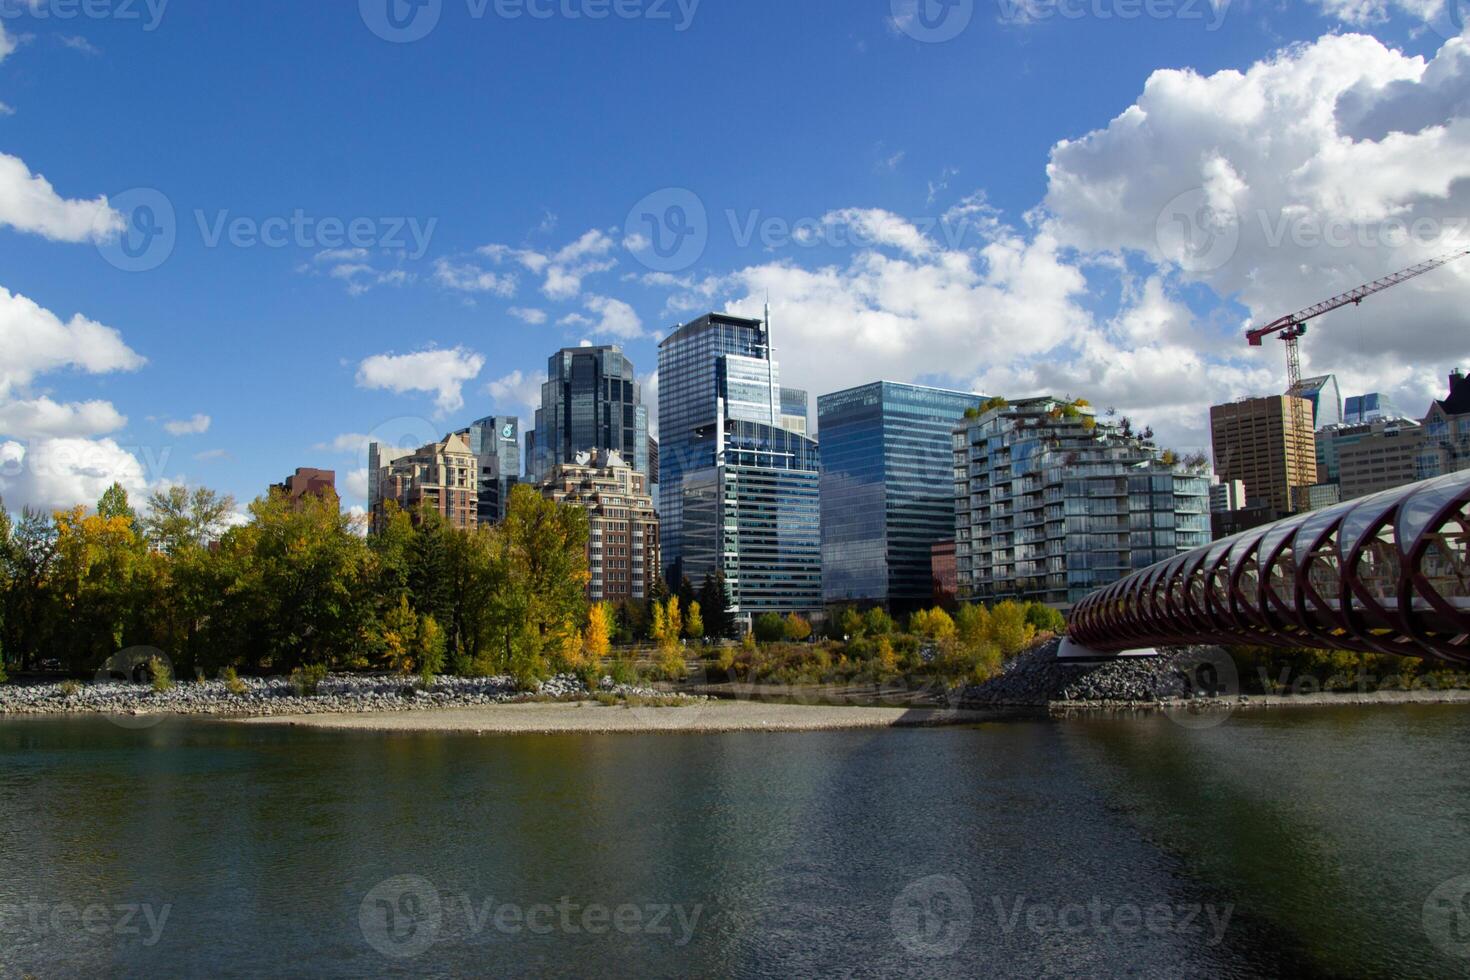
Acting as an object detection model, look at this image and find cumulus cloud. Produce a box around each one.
[581,294,643,338]
[0,287,147,396]
[356,346,486,416]
[508,306,548,324]
[1043,31,1470,436]
[0,437,149,513]
[433,257,517,296]
[0,153,124,243]
[485,370,546,412]
[163,414,211,436]
[474,229,618,301]
[0,398,127,439]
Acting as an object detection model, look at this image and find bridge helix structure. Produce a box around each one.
[1068,470,1470,664]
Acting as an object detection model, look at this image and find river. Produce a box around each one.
[1,706,1467,977]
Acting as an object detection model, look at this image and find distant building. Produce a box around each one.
[658,311,822,624]
[271,468,336,508]
[1290,374,1343,430]
[780,388,810,436]
[1303,482,1342,511]
[527,345,649,486]
[931,540,958,606]
[1210,395,1318,516]
[1417,369,1470,479]
[457,416,520,525]
[1344,392,1404,425]
[1208,478,1247,514]
[1317,419,1423,501]
[647,436,659,488]
[818,381,983,610]
[369,433,479,533]
[954,397,1210,608]
[540,450,659,603]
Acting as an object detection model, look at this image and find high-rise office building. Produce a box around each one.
[1344,392,1404,425]
[457,416,520,525]
[953,397,1210,607]
[818,381,983,609]
[369,433,479,533]
[1291,374,1342,429]
[540,450,660,603]
[658,311,822,622]
[527,346,649,486]
[1209,395,1318,516]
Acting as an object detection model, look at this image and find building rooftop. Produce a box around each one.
[1433,369,1470,416]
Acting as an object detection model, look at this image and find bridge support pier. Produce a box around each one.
[1057,638,1160,662]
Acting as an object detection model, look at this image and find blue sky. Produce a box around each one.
[2,0,1469,515]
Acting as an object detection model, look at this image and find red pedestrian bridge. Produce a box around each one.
[1067,470,1470,664]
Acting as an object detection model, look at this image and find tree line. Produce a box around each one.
[0,482,736,684]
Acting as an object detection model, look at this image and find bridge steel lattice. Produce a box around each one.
[1068,470,1470,664]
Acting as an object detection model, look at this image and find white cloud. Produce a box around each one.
[0,287,146,398]
[474,228,618,301]
[356,346,485,416]
[59,35,100,56]
[0,397,126,439]
[508,307,548,324]
[433,257,517,296]
[163,414,211,436]
[0,437,148,513]
[315,432,373,454]
[485,370,546,412]
[581,294,643,338]
[1309,0,1440,26]
[0,153,124,243]
[1043,30,1470,435]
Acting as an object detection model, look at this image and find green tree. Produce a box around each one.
[696,572,733,639]
[143,485,236,555]
[753,612,786,644]
[487,485,590,676]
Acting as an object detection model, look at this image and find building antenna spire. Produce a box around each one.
[764,292,779,427]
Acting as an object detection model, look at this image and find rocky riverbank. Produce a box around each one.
[953,637,1243,708]
[0,673,682,718]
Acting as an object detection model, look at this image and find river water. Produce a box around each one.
[1,706,1468,978]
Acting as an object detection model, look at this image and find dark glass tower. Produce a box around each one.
[527,346,649,485]
[818,382,983,609]
[658,312,822,622]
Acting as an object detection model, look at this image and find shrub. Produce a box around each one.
[655,648,687,682]
[59,679,81,698]
[608,656,638,687]
[221,666,248,696]
[291,663,329,697]
[783,613,813,642]
[0,661,7,685]
[863,608,896,637]
[149,656,175,693]
[753,613,786,644]
[989,601,1036,658]
[1024,603,1066,636]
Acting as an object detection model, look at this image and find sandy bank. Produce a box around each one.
[237,700,991,734]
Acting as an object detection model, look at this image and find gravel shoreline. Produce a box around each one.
[0,673,675,718]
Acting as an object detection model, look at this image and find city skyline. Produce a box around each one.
[4,5,1470,524]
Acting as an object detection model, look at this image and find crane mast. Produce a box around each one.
[1245,246,1470,510]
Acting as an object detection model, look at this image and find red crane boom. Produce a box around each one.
[1245,246,1470,511]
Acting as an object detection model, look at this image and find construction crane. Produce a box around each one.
[1247,246,1470,509]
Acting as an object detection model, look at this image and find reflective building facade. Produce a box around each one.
[954,398,1211,607]
[658,312,822,621]
[457,416,521,525]
[527,345,649,486]
[819,382,983,609]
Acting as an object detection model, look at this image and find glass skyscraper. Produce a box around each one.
[527,345,649,486]
[658,312,822,620]
[819,382,983,609]
[457,416,520,525]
